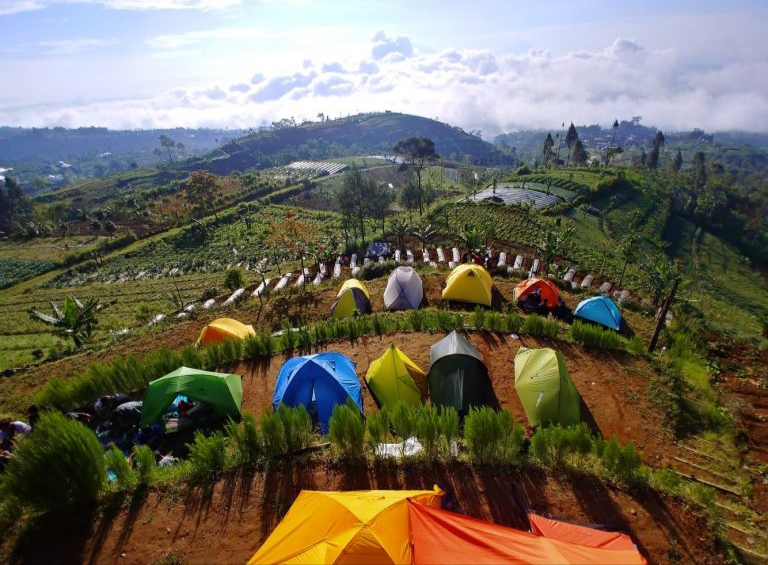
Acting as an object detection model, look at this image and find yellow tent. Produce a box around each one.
[331,279,372,319]
[441,264,492,307]
[196,317,255,346]
[365,344,425,409]
[248,486,444,565]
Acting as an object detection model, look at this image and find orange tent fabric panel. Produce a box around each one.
[528,513,638,551]
[408,502,646,565]
[512,278,559,309]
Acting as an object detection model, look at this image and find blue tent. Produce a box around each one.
[272,352,362,431]
[573,296,622,331]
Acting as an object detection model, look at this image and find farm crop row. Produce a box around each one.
[432,202,547,248]
[0,259,57,289]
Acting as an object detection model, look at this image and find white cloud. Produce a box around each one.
[0,0,258,16]
[38,38,117,54]
[3,34,768,134]
[371,31,414,61]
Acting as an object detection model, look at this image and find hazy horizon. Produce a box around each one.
[1,0,767,135]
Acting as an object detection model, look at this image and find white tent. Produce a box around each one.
[383,266,423,310]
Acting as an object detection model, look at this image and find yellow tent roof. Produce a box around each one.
[337,278,370,298]
[196,317,255,346]
[441,264,492,307]
[248,486,444,565]
[365,344,425,408]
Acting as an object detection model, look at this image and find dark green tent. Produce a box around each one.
[514,347,580,427]
[427,331,495,416]
[140,366,243,426]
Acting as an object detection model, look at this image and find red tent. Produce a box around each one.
[408,501,647,565]
[528,513,637,551]
[512,278,559,310]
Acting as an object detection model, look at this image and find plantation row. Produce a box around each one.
[0,259,57,289]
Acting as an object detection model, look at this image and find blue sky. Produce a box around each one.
[1,0,766,134]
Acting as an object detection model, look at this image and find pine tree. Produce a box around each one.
[543,133,555,167]
[565,122,579,166]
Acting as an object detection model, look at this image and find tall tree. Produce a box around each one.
[336,165,376,247]
[572,139,588,167]
[393,137,439,216]
[564,122,579,166]
[671,149,683,173]
[605,119,619,166]
[159,134,177,163]
[542,133,556,167]
[647,131,665,171]
[184,170,220,219]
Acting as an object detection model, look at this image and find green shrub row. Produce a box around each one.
[568,320,622,349]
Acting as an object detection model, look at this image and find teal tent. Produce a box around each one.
[514,347,580,427]
[574,296,622,331]
[140,366,243,426]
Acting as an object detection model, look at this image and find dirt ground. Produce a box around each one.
[2,271,765,565]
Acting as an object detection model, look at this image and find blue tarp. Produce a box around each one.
[272,352,362,431]
[574,296,622,331]
[366,242,391,258]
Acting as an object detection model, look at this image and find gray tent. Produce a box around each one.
[383,266,423,310]
[427,331,496,416]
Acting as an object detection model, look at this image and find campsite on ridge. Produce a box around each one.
[0,110,766,565]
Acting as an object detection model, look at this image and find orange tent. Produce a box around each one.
[512,278,559,310]
[528,513,638,551]
[408,501,646,565]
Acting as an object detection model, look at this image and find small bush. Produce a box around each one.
[280,321,297,351]
[372,315,384,336]
[242,334,264,361]
[366,408,390,456]
[408,309,425,331]
[464,406,502,464]
[104,447,134,488]
[437,406,459,459]
[625,335,646,355]
[179,345,204,368]
[651,467,683,494]
[260,410,286,456]
[413,404,441,461]
[296,327,312,352]
[2,412,106,514]
[278,404,312,452]
[328,398,365,459]
[132,444,157,487]
[600,437,642,484]
[224,268,244,291]
[311,320,329,344]
[472,306,487,331]
[436,309,453,331]
[188,431,228,483]
[497,410,526,462]
[523,314,560,338]
[203,342,223,369]
[504,310,522,333]
[390,401,416,441]
[220,337,243,364]
[226,412,262,464]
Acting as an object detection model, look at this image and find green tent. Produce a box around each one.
[514,347,580,427]
[140,366,243,426]
[428,331,496,416]
[365,344,424,409]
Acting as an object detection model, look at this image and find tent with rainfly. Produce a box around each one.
[428,331,496,416]
[140,366,243,426]
[272,352,362,432]
[574,295,622,331]
[514,347,581,428]
[331,279,372,319]
[527,512,639,551]
[383,266,423,310]
[512,278,560,310]
[408,501,647,565]
[196,317,256,346]
[441,264,492,307]
[247,486,444,565]
[365,344,425,410]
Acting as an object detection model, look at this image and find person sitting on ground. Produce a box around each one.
[66,411,93,427]
[0,418,32,452]
[24,404,49,427]
[134,424,165,449]
[94,393,131,418]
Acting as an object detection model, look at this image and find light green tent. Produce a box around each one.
[365,344,424,409]
[514,347,580,427]
[140,366,243,426]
